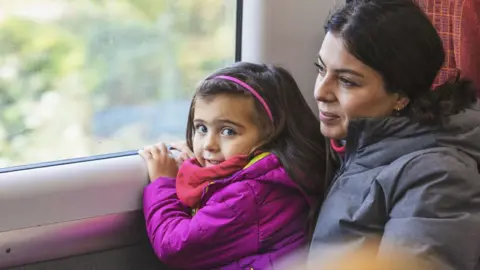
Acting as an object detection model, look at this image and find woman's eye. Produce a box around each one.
[195,124,207,134]
[221,128,236,136]
[314,63,326,75]
[339,77,358,88]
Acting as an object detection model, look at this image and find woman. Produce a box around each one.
[311,0,480,269]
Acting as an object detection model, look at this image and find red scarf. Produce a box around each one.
[176,155,250,208]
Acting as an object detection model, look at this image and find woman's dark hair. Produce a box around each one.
[186,62,333,233]
[325,0,477,124]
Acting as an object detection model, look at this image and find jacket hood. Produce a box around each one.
[222,153,316,207]
[344,101,480,168]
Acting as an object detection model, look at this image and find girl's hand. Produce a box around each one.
[139,143,178,182]
[170,141,195,165]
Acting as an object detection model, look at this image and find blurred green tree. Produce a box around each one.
[0,0,235,168]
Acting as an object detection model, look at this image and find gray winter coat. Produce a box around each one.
[311,103,480,270]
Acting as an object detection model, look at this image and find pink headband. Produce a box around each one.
[213,75,273,122]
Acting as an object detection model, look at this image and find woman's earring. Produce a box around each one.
[394,97,409,116]
[394,105,403,116]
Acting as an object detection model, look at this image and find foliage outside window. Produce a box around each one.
[0,0,236,168]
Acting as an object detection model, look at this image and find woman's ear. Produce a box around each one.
[393,95,410,111]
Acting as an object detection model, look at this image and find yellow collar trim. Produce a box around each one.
[243,152,271,169]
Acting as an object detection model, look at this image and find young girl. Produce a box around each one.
[139,62,329,269]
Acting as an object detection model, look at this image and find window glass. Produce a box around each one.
[0,0,236,168]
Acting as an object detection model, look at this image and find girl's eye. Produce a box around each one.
[314,63,326,75]
[221,128,236,136]
[195,124,207,134]
[339,77,359,88]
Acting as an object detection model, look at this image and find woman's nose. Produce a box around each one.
[314,75,336,102]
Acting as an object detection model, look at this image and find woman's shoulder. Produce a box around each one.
[361,103,480,174]
[377,146,480,201]
[370,106,480,205]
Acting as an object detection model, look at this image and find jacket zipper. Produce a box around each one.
[191,181,215,216]
[325,163,345,196]
[325,150,356,196]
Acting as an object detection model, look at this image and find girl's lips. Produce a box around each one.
[204,159,222,166]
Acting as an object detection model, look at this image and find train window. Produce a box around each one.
[0,0,238,170]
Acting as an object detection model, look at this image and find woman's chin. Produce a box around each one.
[320,124,346,140]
